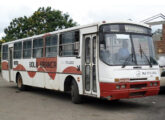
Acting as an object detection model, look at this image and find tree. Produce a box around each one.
[3,7,77,41]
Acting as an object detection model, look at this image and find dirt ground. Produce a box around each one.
[0,76,165,120]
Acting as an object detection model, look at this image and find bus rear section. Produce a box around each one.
[98,23,160,100]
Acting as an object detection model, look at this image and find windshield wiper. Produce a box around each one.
[122,53,134,68]
[150,56,158,65]
[139,44,152,67]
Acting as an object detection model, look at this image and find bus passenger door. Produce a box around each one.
[83,34,97,95]
[8,47,13,82]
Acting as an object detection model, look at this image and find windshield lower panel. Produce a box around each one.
[99,33,157,66]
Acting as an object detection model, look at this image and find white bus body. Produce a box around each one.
[1,21,160,103]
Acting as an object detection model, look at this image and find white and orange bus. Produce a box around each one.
[1,21,160,103]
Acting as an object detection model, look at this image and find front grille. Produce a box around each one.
[130,91,146,96]
[130,84,147,89]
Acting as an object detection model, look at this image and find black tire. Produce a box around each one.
[71,80,82,104]
[112,99,120,102]
[17,74,26,91]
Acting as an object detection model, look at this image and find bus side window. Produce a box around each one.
[45,35,58,57]
[2,45,8,60]
[33,38,43,58]
[14,42,22,59]
[59,31,79,57]
[23,40,32,59]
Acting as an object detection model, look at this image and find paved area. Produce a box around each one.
[0,76,165,120]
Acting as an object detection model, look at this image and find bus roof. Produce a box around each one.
[2,21,149,45]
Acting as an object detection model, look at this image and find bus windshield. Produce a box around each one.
[100,33,157,66]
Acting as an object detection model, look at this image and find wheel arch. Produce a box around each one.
[161,71,165,77]
[64,75,77,92]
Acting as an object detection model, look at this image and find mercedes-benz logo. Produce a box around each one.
[136,71,141,77]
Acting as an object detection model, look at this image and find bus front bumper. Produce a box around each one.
[100,81,160,100]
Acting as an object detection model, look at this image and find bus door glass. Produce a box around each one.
[84,34,97,94]
[9,47,13,81]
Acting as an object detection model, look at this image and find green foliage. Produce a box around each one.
[3,7,77,42]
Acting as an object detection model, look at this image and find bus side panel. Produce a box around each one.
[20,71,35,86]
[13,59,33,86]
[31,72,44,88]
[44,72,60,90]
[1,60,10,82]
[1,70,9,82]
[13,70,17,83]
[57,57,83,94]
[35,57,57,89]
[57,74,83,94]
[13,70,45,88]
[13,58,60,89]
[13,71,53,89]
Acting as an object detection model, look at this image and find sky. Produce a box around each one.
[0,0,165,39]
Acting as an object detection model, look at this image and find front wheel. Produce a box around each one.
[71,80,82,104]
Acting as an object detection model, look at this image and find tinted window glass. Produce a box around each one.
[85,37,90,64]
[23,40,32,58]
[100,24,151,35]
[33,38,43,48]
[61,31,78,43]
[46,35,57,46]
[14,42,22,59]
[2,45,8,60]
[60,31,79,56]
[33,38,43,58]
[45,35,58,57]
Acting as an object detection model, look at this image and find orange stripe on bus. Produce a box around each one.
[1,61,8,70]
[13,64,26,71]
[27,71,36,78]
[63,66,82,74]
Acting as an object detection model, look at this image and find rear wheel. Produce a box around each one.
[71,80,82,104]
[17,74,26,91]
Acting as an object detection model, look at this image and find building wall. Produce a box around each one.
[154,24,165,58]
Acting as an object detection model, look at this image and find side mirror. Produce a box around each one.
[151,33,154,37]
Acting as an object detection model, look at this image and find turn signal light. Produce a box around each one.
[156,77,159,81]
[115,79,119,82]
